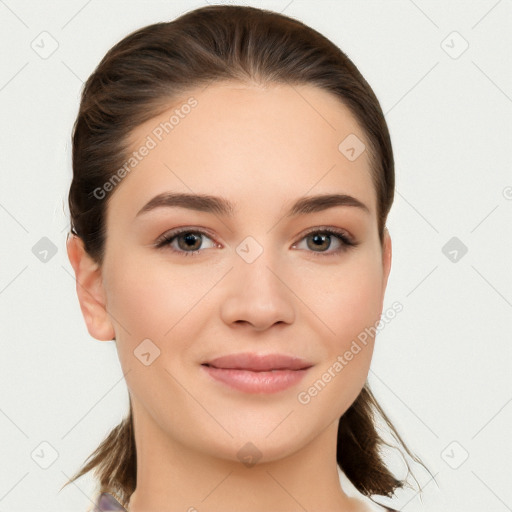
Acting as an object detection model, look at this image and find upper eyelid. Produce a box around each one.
[155,226,217,245]
[296,225,353,241]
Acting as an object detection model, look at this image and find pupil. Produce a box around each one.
[310,234,329,251]
[181,233,200,250]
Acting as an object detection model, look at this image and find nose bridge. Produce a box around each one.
[219,235,295,329]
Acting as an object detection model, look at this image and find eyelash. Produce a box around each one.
[154,227,358,258]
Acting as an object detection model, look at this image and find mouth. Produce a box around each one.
[200,353,313,394]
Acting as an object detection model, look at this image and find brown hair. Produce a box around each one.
[61,4,431,508]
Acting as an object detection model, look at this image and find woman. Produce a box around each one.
[62,5,430,511]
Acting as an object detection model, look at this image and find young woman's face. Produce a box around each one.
[100,82,391,464]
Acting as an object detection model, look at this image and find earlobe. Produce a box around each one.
[66,234,115,341]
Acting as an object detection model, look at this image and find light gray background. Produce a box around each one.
[1,1,511,511]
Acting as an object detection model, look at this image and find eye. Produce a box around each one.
[292,227,357,256]
[155,228,218,257]
[155,226,358,258]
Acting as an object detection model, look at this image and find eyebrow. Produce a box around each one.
[135,192,370,219]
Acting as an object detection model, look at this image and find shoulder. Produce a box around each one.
[358,500,399,512]
[368,502,399,512]
[91,492,127,511]
[366,500,399,512]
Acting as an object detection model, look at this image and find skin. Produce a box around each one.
[67,81,392,512]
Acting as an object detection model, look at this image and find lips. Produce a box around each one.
[201,353,314,393]
[202,352,313,372]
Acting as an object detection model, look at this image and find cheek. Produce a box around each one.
[299,253,384,349]
[105,250,206,335]
[103,250,223,377]
[294,258,383,419]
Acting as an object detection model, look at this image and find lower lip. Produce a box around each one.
[201,365,311,394]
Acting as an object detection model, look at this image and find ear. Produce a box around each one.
[381,226,392,295]
[66,234,115,341]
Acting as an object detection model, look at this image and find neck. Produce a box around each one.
[126,413,358,511]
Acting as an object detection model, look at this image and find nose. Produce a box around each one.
[219,251,295,332]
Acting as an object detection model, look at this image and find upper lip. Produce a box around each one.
[202,353,313,371]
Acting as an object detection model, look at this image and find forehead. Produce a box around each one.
[108,81,376,222]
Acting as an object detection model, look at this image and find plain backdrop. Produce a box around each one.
[1,1,511,511]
